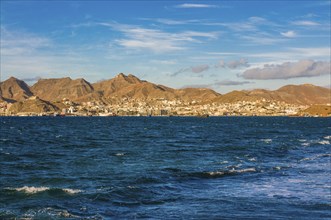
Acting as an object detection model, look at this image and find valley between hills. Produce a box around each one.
[0,73,330,117]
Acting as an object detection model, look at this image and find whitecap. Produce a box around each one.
[207,167,256,176]
[300,154,331,162]
[301,142,310,147]
[233,168,256,173]
[115,153,125,156]
[318,140,330,145]
[62,188,82,194]
[13,186,50,193]
[8,186,82,194]
[261,139,272,143]
[207,171,225,176]
[324,136,331,140]
[248,158,257,162]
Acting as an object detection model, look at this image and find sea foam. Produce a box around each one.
[9,186,82,194]
[14,186,50,193]
[207,168,256,176]
[318,140,330,145]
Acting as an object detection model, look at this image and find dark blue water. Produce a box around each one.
[0,117,330,219]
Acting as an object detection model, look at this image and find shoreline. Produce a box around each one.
[0,114,329,118]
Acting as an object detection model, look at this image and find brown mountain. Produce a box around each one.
[212,84,330,105]
[0,77,33,102]
[30,77,99,102]
[9,96,59,114]
[1,75,330,106]
[93,73,220,102]
[301,105,331,117]
[93,73,177,101]
[274,84,331,105]
[93,73,218,101]
[176,88,220,102]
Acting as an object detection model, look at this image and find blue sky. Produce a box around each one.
[1,0,330,93]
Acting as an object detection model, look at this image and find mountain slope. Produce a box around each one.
[0,77,33,102]
[1,74,330,106]
[30,77,98,102]
[274,84,331,105]
[93,73,220,102]
[9,96,59,113]
[93,73,177,101]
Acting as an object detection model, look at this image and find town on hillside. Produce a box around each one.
[0,74,330,117]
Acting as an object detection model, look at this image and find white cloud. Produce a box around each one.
[292,20,320,26]
[281,30,297,38]
[216,58,250,69]
[191,64,209,73]
[247,47,330,60]
[96,22,219,53]
[182,80,253,89]
[0,26,103,81]
[241,35,286,45]
[227,58,250,69]
[1,26,52,56]
[290,47,330,58]
[150,60,177,65]
[214,80,252,86]
[175,3,219,8]
[143,18,201,25]
[240,60,330,80]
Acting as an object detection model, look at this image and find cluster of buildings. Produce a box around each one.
[0,97,312,117]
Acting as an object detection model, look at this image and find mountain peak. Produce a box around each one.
[116,73,126,78]
[8,76,19,81]
[113,73,141,84]
[0,76,33,101]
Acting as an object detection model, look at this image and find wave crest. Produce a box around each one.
[7,186,82,194]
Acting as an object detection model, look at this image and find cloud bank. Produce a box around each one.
[172,58,250,76]
[175,4,219,8]
[214,80,252,86]
[183,80,253,89]
[96,22,219,53]
[240,60,330,80]
[221,58,250,69]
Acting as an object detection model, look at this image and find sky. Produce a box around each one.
[0,0,330,93]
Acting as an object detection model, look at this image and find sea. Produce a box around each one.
[0,116,330,219]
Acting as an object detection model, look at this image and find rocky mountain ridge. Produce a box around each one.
[0,73,330,106]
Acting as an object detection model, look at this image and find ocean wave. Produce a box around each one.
[318,140,330,145]
[300,154,331,162]
[202,168,256,178]
[18,207,78,219]
[261,139,272,143]
[301,139,330,147]
[324,136,331,140]
[6,186,82,194]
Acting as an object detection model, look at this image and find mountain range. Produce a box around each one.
[1,73,330,108]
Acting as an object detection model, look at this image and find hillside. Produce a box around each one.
[93,73,219,102]
[30,77,99,102]
[0,77,33,102]
[0,74,330,106]
[275,84,331,105]
[211,84,330,105]
[9,96,59,114]
[300,105,331,117]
